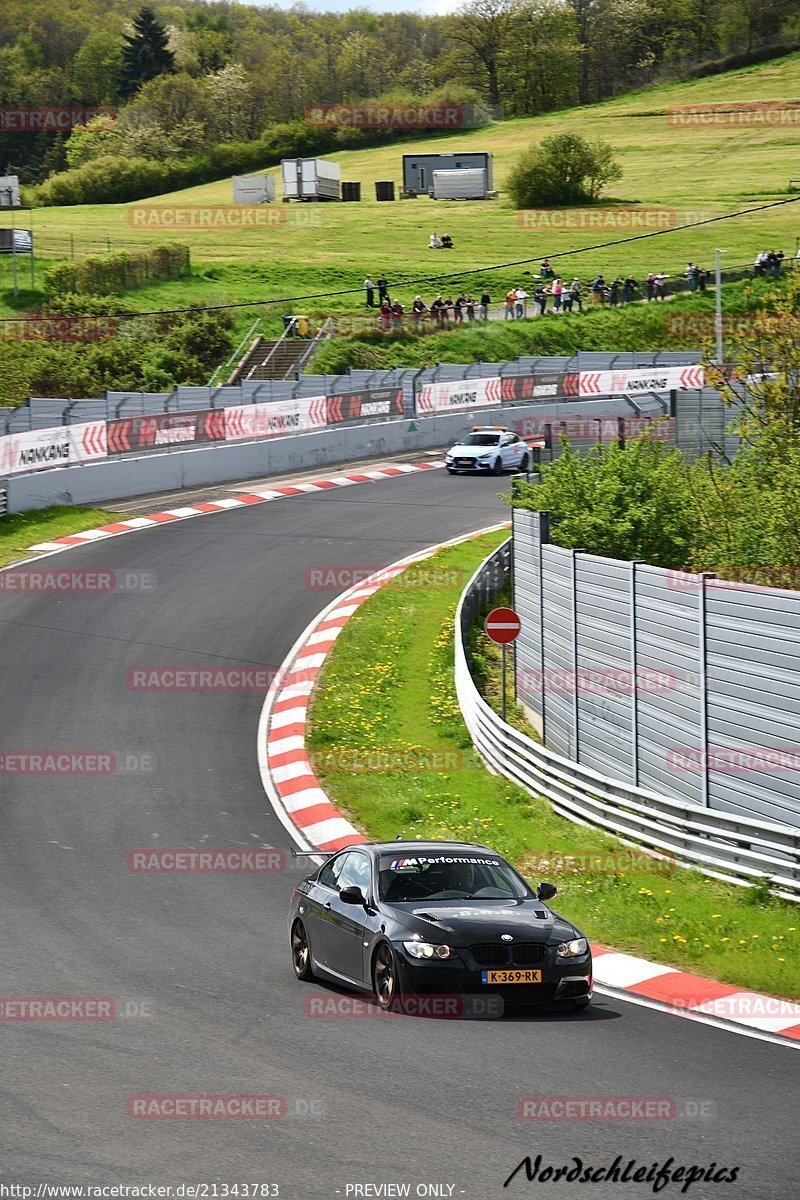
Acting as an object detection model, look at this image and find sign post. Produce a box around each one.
[484,606,521,722]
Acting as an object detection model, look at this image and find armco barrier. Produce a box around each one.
[455,540,800,901]
[3,401,539,512]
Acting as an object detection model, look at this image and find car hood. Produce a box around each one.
[448,444,498,458]
[388,898,579,945]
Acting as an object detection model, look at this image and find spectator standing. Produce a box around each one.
[465,294,475,321]
[412,296,426,328]
[480,289,491,320]
[609,277,622,306]
[645,272,655,301]
[562,286,573,313]
[697,267,708,292]
[454,293,466,324]
[364,275,375,308]
[442,295,455,324]
[686,262,700,292]
[391,299,404,330]
[569,278,582,312]
[551,277,564,311]
[533,283,548,316]
[622,275,637,303]
[504,289,517,319]
[515,286,530,318]
[754,251,767,276]
[379,298,391,331]
[591,275,606,304]
[654,272,668,300]
[377,273,390,304]
[431,294,445,327]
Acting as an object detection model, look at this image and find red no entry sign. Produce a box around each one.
[484,607,521,644]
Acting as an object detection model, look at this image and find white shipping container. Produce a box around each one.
[281,158,340,201]
[0,175,21,207]
[431,168,488,200]
[233,175,276,204]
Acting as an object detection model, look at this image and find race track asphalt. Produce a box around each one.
[0,469,796,1199]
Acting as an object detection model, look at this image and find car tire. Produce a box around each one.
[519,453,529,472]
[291,919,315,981]
[372,942,399,1011]
[492,457,503,475]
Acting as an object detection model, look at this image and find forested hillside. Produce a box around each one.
[2,0,797,188]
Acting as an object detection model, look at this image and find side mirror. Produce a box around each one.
[339,885,366,906]
[537,881,557,901]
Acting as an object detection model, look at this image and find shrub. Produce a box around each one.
[507,133,622,208]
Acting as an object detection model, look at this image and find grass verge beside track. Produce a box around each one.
[0,506,128,568]
[307,531,800,999]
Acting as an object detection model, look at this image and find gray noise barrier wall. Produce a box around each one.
[513,508,800,829]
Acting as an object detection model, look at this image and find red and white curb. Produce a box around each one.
[258,532,800,1047]
[257,524,508,854]
[23,459,445,556]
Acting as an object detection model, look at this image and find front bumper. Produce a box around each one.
[446,457,496,472]
[392,944,592,1007]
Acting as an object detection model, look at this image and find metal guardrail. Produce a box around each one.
[209,318,261,387]
[455,539,800,902]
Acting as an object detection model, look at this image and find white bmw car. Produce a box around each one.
[445,427,531,475]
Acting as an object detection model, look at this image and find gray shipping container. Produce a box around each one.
[281,158,340,201]
[402,152,493,193]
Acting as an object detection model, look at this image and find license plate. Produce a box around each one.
[456,459,472,467]
[481,969,542,985]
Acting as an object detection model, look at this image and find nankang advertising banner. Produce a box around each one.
[417,376,502,414]
[0,421,107,476]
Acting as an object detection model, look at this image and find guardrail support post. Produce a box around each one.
[698,572,715,807]
[630,560,645,786]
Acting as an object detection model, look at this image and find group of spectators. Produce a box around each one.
[360,247,792,331]
[753,250,786,276]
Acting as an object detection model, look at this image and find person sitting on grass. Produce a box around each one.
[429,233,443,249]
[441,234,454,249]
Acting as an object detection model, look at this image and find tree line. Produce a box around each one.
[1,0,798,187]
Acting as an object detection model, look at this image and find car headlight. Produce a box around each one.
[479,453,494,461]
[402,941,452,960]
[445,453,454,460]
[556,937,589,958]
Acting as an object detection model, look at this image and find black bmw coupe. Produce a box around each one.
[288,840,592,1013]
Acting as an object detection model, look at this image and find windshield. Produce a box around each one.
[459,433,501,447]
[378,853,531,902]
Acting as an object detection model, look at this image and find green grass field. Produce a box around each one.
[0,507,127,567]
[307,533,800,999]
[4,52,800,333]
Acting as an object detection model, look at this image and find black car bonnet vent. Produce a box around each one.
[535,910,547,918]
[415,912,439,922]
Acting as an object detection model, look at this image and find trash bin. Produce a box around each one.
[375,180,395,201]
[282,315,295,334]
[341,182,361,202]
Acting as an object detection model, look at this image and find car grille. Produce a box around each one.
[470,943,547,967]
